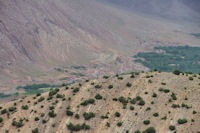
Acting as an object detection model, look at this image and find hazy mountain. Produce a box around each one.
[0,0,199,90]
[100,0,200,22]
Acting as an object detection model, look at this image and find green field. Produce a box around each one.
[134,46,200,73]
[191,33,200,39]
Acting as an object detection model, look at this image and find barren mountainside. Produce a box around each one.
[0,71,200,133]
[0,0,200,90]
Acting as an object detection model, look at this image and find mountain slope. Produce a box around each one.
[0,0,200,90]
[0,71,199,133]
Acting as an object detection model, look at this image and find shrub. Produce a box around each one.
[66,110,74,116]
[173,70,181,75]
[35,117,39,121]
[36,93,41,97]
[138,99,145,106]
[126,82,132,87]
[169,125,176,131]
[21,105,29,110]
[106,122,110,127]
[101,114,109,119]
[95,94,103,100]
[117,122,122,127]
[32,128,39,133]
[49,88,59,97]
[171,93,177,100]
[75,114,80,119]
[103,75,109,79]
[189,77,193,80]
[48,111,56,118]
[80,99,95,106]
[49,106,55,110]
[83,112,95,120]
[161,82,166,85]
[95,85,102,89]
[12,119,24,128]
[1,109,7,114]
[130,106,134,110]
[9,107,16,112]
[108,85,113,89]
[73,88,80,93]
[178,119,187,124]
[171,104,180,108]
[56,94,64,98]
[67,123,90,131]
[0,117,3,123]
[130,98,136,104]
[143,120,150,125]
[143,127,156,133]
[42,119,47,124]
[38,96,45,102]
[118,96,128,108]
[152,93,157,98]
[115,112,120,117]
[193,110,197,114]
[40,113,45,117]
[153,112,159,117]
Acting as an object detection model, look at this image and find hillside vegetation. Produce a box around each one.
[0,71,200,133]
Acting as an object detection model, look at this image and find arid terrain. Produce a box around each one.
[0,0,200,92]
[0,71,200,133]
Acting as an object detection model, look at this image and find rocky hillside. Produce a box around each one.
[0,71,199,133]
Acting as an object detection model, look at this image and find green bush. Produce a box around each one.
[66,110,74,116]
[95,94,103,100]
[12,119,24,128]
[83,112,95,120]
[48,111,56,118]
[171,93,177,100]
[115,112,121,117]
[152,93,157,98]
[1,109,7,114]
[143,127,156,133]
[138,99,145,106]
[9,107,16,112]
[126,82,132,87]
[38,96,45,102]
[117,122,122,127]
[0,117,3,123]
[75,114,80,119]
[143,120,150,125]
[95,85,102,89]
[153,112,159,117]
[130,106,134,110]
[173,70,181,75]
[73,88,80,93]
[169,125,176,131]
[21,105,29,110]
[35,117,39,121]
[189,77,193,80]
[80,99,95,106]
[178,119,187,124]
[108,85,113,89]
[32,128,39,133]
[67,123,90,131]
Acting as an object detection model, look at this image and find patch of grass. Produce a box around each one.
[134,46,200,73]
